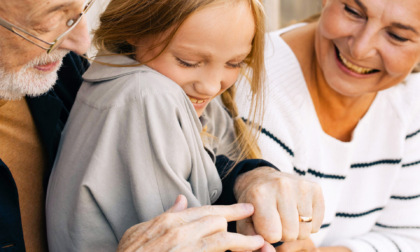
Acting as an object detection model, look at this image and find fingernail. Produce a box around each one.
[240,203,254,212]
[174,194,183,204]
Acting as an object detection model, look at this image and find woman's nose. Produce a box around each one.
[348,26,378,60]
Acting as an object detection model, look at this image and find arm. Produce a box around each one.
[208,97,325,245]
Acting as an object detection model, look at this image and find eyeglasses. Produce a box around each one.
[0,0,96,54]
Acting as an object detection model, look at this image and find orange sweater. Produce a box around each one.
[0,99,47,252]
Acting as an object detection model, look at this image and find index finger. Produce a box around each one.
[252,197,283,243]
[179,203,255,223]
[311,187,325,233]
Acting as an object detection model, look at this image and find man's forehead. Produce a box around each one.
[0,0,80,20]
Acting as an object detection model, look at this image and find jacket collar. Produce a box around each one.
[84,55,152,82]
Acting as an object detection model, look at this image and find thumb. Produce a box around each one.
[260,242,276,252]
[167,194,188,213]
[237,217,257,236]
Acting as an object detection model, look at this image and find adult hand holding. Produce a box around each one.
[117,195,265,252]
[275,238,318,252]
[234,167,324,244]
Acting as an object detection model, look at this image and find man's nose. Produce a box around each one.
[58,17,91,55]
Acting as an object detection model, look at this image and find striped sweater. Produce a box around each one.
[236,25,420,251]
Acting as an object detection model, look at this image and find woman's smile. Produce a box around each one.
[335,46,378,75]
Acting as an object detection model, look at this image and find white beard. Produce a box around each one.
[0,49,69,100]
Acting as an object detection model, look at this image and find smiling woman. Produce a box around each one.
[236,0,420,251]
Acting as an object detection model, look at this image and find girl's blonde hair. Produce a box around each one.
[94,0,266,162]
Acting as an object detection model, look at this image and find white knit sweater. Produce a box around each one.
[236,24,420,251]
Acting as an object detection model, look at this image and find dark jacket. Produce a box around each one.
[0,52,89,251]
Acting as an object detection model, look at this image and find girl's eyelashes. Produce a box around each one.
[175,57,245,69]
[227,61,245,68]
[344,4,364,19]
[176,57,200,68]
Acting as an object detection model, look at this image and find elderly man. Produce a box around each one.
[0,0,90,250]
[0,0,324,251]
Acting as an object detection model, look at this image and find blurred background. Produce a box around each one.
[87,0,323,33]
[86,0,322,55]
[263,0,322,30]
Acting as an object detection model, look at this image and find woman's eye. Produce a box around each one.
[388,32,409,42]
[344,4,363,18]
[176,58,200,68]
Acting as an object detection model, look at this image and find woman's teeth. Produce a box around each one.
[189,97,205,104]
[339,52,375,74]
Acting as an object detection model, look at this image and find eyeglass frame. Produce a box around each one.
[0,0,96,54]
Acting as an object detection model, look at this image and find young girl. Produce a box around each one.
[46,0,268,250]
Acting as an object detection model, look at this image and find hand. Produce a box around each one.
[117,195,265,252]
[318,247,351,252]
[276,239,318,252]
[234,167,325,243]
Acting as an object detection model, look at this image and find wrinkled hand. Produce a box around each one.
[234,167,325,243]
[318,247,351,252]
[276,238,318,252]
[117,195,265,252]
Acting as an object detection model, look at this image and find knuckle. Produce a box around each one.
[278,178,293,192]
[281,227,299,242]
[298,179,312,190]
[200,204,217,214]
[165,226,184,241]
[248,184,267,198]
[157,212,174,224]
[216,231,229,241]
[208,215,228,230]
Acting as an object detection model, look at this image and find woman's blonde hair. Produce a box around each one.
[94,0,266,162]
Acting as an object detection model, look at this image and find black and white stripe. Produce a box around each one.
[261,127,294,157]
[406,129,420,140]
[390,194,420,200]
[351,159,401,169]
[336,207,384,218]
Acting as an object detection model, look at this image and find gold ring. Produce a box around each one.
[299,216,313,223]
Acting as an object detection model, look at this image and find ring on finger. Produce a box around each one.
[298,216,313,223]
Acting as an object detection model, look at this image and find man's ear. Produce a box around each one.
[127,38,138,46]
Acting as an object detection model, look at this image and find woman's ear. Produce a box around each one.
[322,0,327,7]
